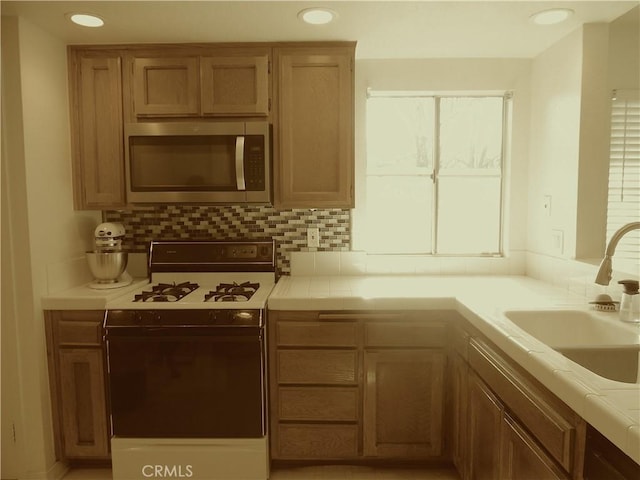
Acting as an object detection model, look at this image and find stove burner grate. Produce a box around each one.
[134,282,199,302]
[204,281,260,302]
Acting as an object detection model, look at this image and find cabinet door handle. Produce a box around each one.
[235,136,246,190]
[318,313,405,322]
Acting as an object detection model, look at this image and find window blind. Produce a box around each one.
[606,89,640,262]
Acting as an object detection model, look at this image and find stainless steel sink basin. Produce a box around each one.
[503,309,640,384]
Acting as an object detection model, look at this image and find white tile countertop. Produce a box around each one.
[41,278,148,310]
[268,274,640,464]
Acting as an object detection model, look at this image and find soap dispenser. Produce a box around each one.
[618,279,640,323]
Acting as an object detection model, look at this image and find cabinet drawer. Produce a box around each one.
[277,321,358,347]
[53,312,104,346]
[365,322,446,348]
[469,338,576,472]
[278,350,358,384]
[277,424,359,459]
[279,387,359,421]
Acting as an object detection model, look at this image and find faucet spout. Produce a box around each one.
[595,221,640,285]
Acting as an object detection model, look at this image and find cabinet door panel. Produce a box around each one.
[363,350,445,457]
[468,372,502,480]
[201,55,269,115]
[76,56,125,208]
[275,48,354,208]
[133,57,199,115]
[451,353,469,478]
[58,348,109,458]
[501,413,569,480]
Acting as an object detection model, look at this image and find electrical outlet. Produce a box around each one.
[551,229,564,255]
[307,227,320,248]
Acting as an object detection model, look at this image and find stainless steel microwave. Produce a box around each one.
[125,121,271,204]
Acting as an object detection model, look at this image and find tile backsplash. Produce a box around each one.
[105,205,351,276]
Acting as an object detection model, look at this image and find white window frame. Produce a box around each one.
[360,89,511,256]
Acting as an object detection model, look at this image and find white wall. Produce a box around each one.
[352,58,531,270]
[525,17,639,297]
[575,24,610,260]
[1,15,101,479]
[527,27,583,259]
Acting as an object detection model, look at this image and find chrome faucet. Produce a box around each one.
[594,221,640,285]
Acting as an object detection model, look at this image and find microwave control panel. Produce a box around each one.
[245,136,266,191]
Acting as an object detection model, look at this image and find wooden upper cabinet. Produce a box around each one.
[131,50,270,118]
[132,57,200,116]
[201,55,269,116]
[70,53,126,209]
[274,45,355,209]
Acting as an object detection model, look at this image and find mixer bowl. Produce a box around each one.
[86,251,128,283]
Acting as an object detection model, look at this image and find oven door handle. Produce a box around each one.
[104,328,263,340]
[235,136,246,191]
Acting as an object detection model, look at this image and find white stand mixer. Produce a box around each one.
[87,222,133,289]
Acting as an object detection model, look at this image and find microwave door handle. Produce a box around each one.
[235,136,246,191]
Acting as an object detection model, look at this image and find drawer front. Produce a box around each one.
[279,387,359,421]
[277,321,358,347]
[55,315,104,347]
[365,322,446,348]
[277,424,359,459]
[469,338,575,472]
[278,350,358,384]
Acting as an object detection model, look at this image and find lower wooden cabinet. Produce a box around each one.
[501,413,569,480]
[363,350,444,458]
[467,371,502,480]
[449,339,469,477]
[268,310,448,461]
[453,322,583,480]
[45,311,110,460]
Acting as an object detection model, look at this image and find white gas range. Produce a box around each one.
[104,239,275,480]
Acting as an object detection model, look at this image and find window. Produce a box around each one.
[362,91,509,255]
[605,89,640,263]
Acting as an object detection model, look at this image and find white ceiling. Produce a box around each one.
[2,1,638,58]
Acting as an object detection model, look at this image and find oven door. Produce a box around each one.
[105,327,265,438]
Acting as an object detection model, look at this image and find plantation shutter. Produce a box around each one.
[606,89,640,262]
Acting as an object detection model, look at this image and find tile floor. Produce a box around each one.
[62,465,461,479]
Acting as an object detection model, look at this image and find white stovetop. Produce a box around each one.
[268,274,640,464]
[106,272,275,310]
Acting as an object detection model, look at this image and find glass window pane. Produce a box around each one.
[365,176,433,254]
[367,97,435,173]
[439,97,503,171]
[437,177,501,254]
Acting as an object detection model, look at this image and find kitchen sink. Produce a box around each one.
[503,309,640,384]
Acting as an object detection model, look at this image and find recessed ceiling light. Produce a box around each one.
[530,8,574,26]
[298,8,337,25]
[68,13,105,28]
